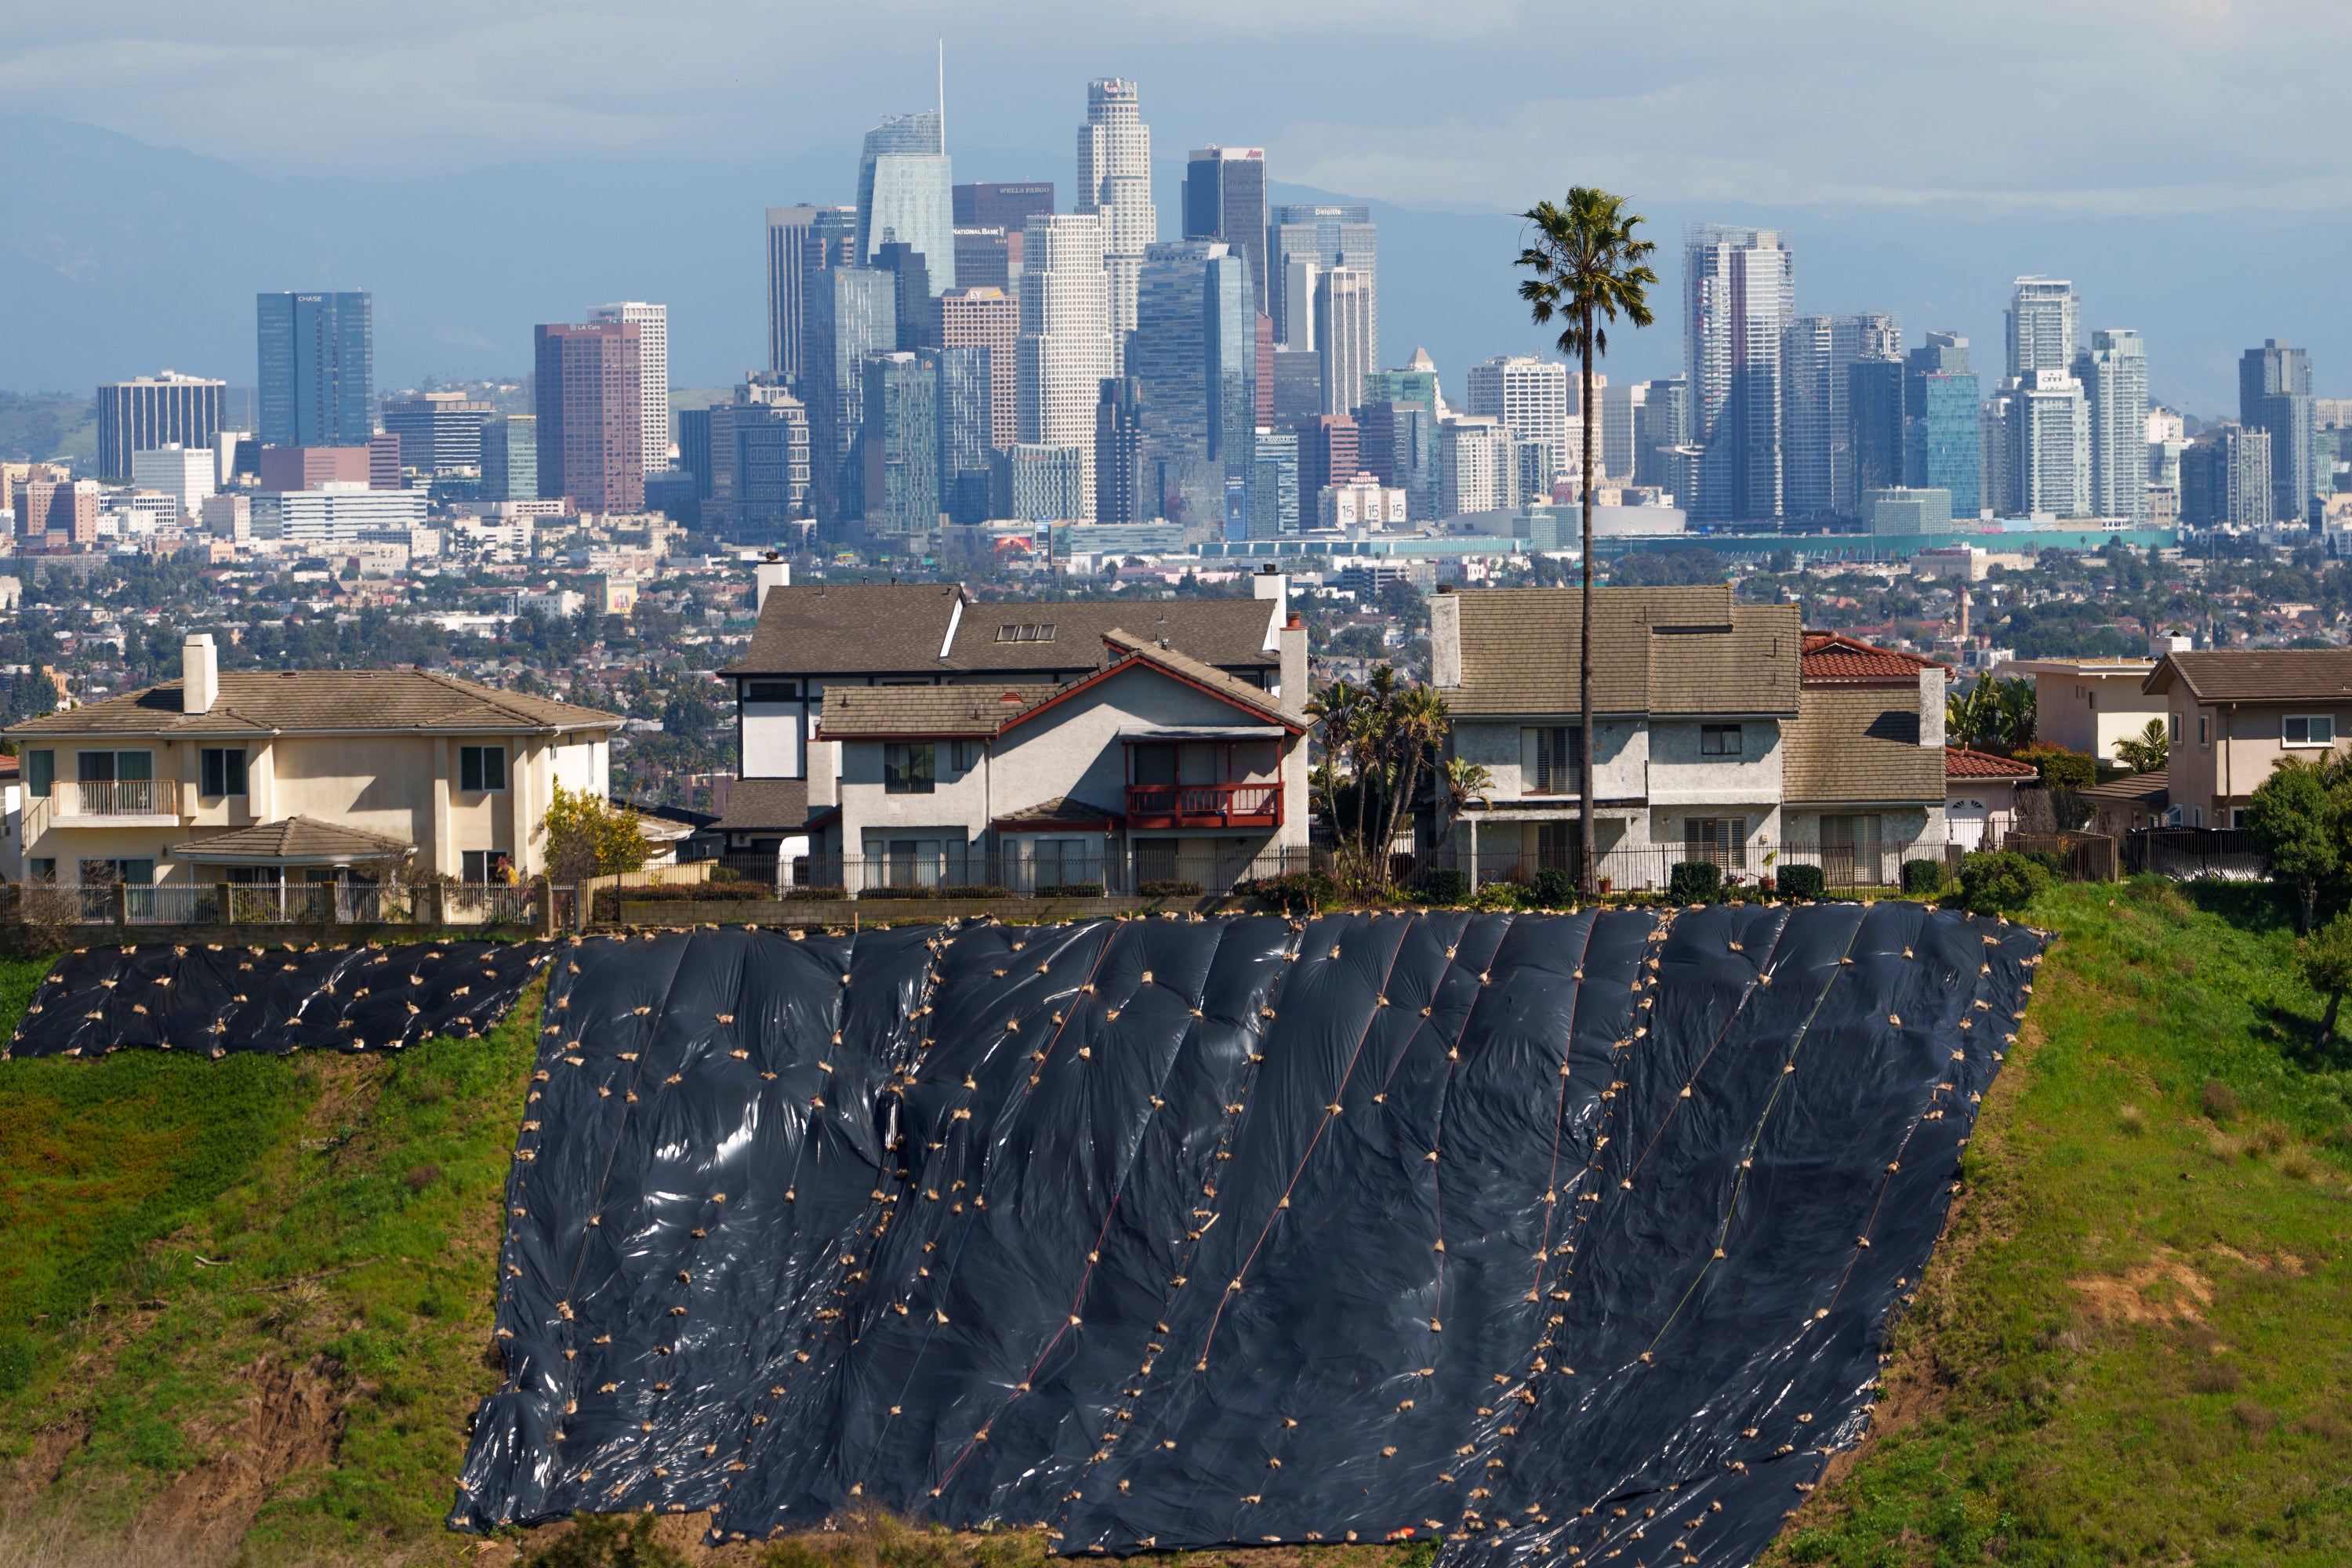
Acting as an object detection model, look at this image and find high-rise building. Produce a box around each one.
[380,391,495,474]
[1094,377,1145,527]
[2075,328,2149,522]
[1269,350,1323,423]
[16,477,100,543]
[1633,376,1690,489]
[1438,416,1515,516]
[96,372,224,481]
[1599,383,1646,482]
[861,352,940,537]
[1980,387,2016,518]
[706,377,811,535]
[2010,368,2091,518]
[857,111,955,292]
[1016,212,1112,516]
[2181,427,2273,529]
[804,267,897,527]
[990,443,1087,522]
[1357,401,1438,521]
[480,414,539,502]
[1904,333,1980,521]
[1783,311,1899,517]
[1465,355,1570,477]
[1364,348,1443,420]
[1129,241,1256,532]
[1294,415,1359,508]
[934,346,993,527]
[873,243,936,350]
[1247,425,1300,540]
[2241,338,2316,524]
[130,445,215,516]
[1315,269,1377,418]
[955,183,1054,229]
[1269,204,1375,352]
[953,228,1021,292]
[2005,278,2079,380]
[256,291,373,449]
[1846,358,1907,507]
[1684,226,1793,523]
[765,205,857,382]
[938,287,1018,448]
[1182,147,1268,314]
[1076,79,1158,375]
[534,321,644,514]
[586,302,671,476]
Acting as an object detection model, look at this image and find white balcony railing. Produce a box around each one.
[60,779,169,818]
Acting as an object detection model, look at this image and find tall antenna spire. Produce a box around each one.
[938,38,946,148]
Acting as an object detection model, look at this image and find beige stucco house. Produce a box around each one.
[5,633,621,887]
[2147,649,2352,829]
[1994,655,2167,763]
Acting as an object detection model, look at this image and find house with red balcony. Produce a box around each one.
[812,630,1311,894]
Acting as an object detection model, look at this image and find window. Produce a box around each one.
[27,858,53,883]
[2198,715,2209,746]
[744,681,797,701]
[459,745,508,792]
[1521,726,1584,794]
[994,623,1057,643]
[2285,714,2336,747]
[884,742,936,794]
[1700,724,1742,757]
[2169,713,2181,743]
[953,739,982,771]
[1819,814,1885,887]
[77,750,152,784]
[24,750,51,797]
[1684,817,1748,869]
[462,850,514,884]
[201,747,249,797]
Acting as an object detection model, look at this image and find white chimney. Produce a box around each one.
[183,633,217,714]
[1252,563,1287,611]
[756,558,790,610]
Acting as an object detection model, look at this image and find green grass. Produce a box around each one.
[1765,878,2352,1566]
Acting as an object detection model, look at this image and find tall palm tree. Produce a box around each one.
[1516,189,1657,895]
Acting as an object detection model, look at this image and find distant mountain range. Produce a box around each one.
[5,112,2347,418]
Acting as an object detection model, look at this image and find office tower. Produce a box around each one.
[766,205,855,380]
[1017,212,1112,515]
[874,242,936,350]
[1846,359,1907,505]
[938,288,1018,448]
[258,445,372,491]
[1314,269,1377,418]
[677,406,715,511]
[480,414,540,502]
[1076,79,1158,374]
[2075,328,2148,521]
[1094,377,1145,525]
[1254,314,1274,427]
[1599,383,1646,482]
[1632,377,1690,488]
[934,346,993,526]
[1465,355,1570,477]
[2009,368,2091,517]
[857,111,954,292]
[2005,277,2078,379]
[586,303,671,475]
[955,182,1054,228]
[1269,204,1375,350]
[1269,350,1323,423]
[706,378,811,535]
[1979,389,2016,517]
[804,267,898,527]
[1129,241,1255,532]
[1183,147,1269,314]
[16,477,100,543]
[380,390,494,474]
[1515,439,1563,504]
[1357,401,1437,521]
[1684,226,1794,523]
[860,352,940,537]
[1904,332,1980,520]
[534,321,644,513]
[1439,416,1515,516]
[256,291,373,448]
[368,432,401,489]
[96,372,223,480]
[1783,311,1899,517]
[2180,428,2273,528]
[130,445,214,516]
[1247,426,1300,540]
[1365,348,1443,419]
[953,228,1021,292]
[989,443,1087,521]
[1294,414,1358,508]
[2241,339,2317,523]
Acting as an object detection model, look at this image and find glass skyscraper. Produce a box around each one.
[2241,339,2316,524]
[1904,332,1981,521]
[2076,328,2147,522]
[479,414,540,502]
[256,291,373,448]
[1683,226,1793,524]
[856,112,954,294]
[1129,241,1255,532]
[804,267,897,527]
[1182,147,1269,315]
[933,346,993,526]
[862,351,940,537]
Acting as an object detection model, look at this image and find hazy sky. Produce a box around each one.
[9,1,2349,216]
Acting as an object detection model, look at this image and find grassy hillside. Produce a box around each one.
[0,393,99,468]
[0,885,2347,1566]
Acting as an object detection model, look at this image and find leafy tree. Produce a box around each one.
[1953,851,2052,915]
[2243,755,2346,933]
[540,782,651,885]
[2300,914,2352,1049]
[2113,717,2169,775]
[1516,186,1656,895]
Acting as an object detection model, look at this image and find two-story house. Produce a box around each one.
[5,633,622,887]
[1428,587,1947,887]
[2146,649,2352,828]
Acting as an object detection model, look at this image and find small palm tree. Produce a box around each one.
[1443,757,1494,814]
[1516,188,1657,895]
[2113,717,2169,775]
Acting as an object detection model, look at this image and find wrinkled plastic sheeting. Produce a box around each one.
[3,939,553,1058]
[455,904,2042,1568]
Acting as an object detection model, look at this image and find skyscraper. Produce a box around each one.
[480,414,539,502]
[938,287,1018,448]
[804,267,898,527]
[256,291,372,448]
[1357,402,1437,520]
[706,379,811,535]
[862,352,940,537]
[1783,311,1899,518]
[857,111,955,292]
[534,321,644,514]
[1846,358,1907,506]
[955,183,1054,228]
[2005,278,2079,379]
[2181,428,2273,529]
[953,229,1021,292]
[766,205,857,383]
[1364,348,1443,420]
[1635,376,1690,489]
[1294,415,1358,509]
[586,303,670,475]
[380,390,494,474]
[1904,333,1980,521]
[2076,328,2149,521]
[2012,368,2091,517]
[1465,356,1570,477]
[96,372,223,481]
[1684,226,1793,523]
[2241,339,2316,524]
[1316,270,1378,419]
[934,346,993,526]
[1439,417,1515,516]
[1094,377,1145,527]
[1016,212,1112,516]
[1076,79,1157,375]
[1247,425,1299,539]
[1129,241,1255,532]
[1269,205,1376,352]
[873,242,936,350]
[1182,147,1269,314]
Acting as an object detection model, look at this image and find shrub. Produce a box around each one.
[1529,867,1575,906]
[526,1512,689,1568]
[1902,858,1947,895]
[1777,863,1827,901]
[1668,860,1724,904]
[1247,870,1336,914]
[2201,1077,2239,1123]
[938,885,1014,899]
[1952,851,2051,914]
[779,885,848,902]
[1034,883,1105,898]
[706,865,739,884]
[1419,866,1471,906]
[859,886,935,900]
[1137,879,1203,898]
[2016,742,2096,789]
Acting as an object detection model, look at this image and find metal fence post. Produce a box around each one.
[111,880,129,929]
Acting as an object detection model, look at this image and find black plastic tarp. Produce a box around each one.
[3,939,551,1058]
[453,903,2042,1566]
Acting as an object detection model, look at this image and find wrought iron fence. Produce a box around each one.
[0,880,573,929]
[1392,840,1935,897]
[2120,828,2267,881]
[673,847,1319,902]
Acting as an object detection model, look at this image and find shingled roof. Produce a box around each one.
[1782,688,1944,806]
[2146,650,2352,703]
[819,684,1063,739]
[169,815,412,864]
[5,670,621,739]
[1445,586,1801,718]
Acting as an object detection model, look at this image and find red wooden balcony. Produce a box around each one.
[1126,781,1283,830]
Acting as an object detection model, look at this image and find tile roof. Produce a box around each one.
[1801,633,1950,687]
[819,684,1062,739]
[2147,650,2352,703]
[1944,746,2039,779]
[5,670,620,739]
[1782,687,1944,805]
[169,815,412,862]
[1447,586,1800,717]
[711,778,811,834]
